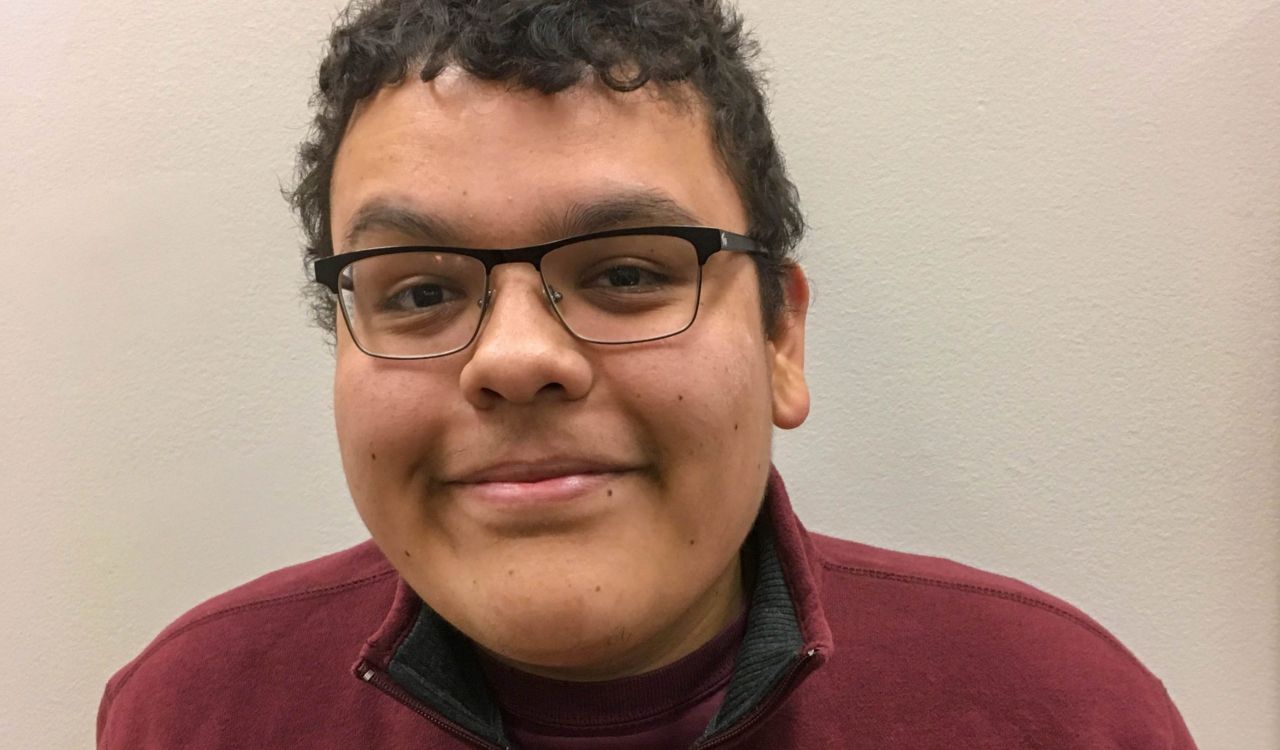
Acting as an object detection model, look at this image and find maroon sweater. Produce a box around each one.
[98,471,1197,748]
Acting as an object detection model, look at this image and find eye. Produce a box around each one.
[582,262,670,291]
[382,281,464,312]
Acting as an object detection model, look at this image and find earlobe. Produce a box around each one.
[770,265,811,430]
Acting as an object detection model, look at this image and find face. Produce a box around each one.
[330,70,810,680]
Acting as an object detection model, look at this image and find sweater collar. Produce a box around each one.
[355,467,833,747]
[477,606,747,730]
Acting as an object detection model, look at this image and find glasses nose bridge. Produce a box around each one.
[479,258,569,334]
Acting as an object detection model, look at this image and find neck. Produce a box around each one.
[480,554,745,682]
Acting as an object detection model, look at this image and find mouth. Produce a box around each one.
[447,460,635,507]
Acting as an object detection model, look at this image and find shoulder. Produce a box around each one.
[810,531,1131,657]
[799,533,1194,748]
[98,541,400,744]
[104,541,396,699]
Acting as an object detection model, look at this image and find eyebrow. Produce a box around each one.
[343,199,467,249]
[342,189,705,251]
[552,190,704,239]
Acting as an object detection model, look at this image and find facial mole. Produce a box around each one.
[689,539,696,546]
[678,394,684,401]
[595,585,602,592]
[507,569,514,576]
[403,550,411,558]
[371,452,377,460]
[606,489,613,497]
[734,423,739,431]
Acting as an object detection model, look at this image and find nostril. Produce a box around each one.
[477,380,567,408]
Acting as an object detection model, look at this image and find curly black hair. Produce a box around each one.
[290,0,804,339]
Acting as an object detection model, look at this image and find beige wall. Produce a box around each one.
[2,1,1275,747]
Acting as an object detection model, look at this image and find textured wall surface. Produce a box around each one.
[1,1,1275,748]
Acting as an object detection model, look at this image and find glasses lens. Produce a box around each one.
[541,234,701,343]
[339,251,486,358]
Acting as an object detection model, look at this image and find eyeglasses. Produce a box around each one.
[310,225,765,360]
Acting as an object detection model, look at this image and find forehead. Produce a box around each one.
[330,70,747,248]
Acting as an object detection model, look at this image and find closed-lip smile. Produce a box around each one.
[452,459,632,485]
[447,458,635,507]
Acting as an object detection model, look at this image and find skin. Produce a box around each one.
[330,68,811,681]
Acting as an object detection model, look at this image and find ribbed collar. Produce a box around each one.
[355,467,834,748]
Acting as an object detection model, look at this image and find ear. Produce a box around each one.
[769,264,811,430]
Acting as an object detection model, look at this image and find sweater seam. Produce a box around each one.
[106,568,397,701]
[820,560,1146,670]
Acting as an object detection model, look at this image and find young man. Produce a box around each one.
[98,2,1197,748]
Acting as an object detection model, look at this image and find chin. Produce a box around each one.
[469,586,651,673]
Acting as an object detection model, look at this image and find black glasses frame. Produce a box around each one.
[310,225,766,360]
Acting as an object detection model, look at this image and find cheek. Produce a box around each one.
[668,318,771,440]
[609,326,774,537]
[333,356,453,537]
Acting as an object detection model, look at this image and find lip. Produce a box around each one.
[454,459,629,484]
[447,460,634,506]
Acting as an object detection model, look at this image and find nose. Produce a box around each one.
[459,264,594,409]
